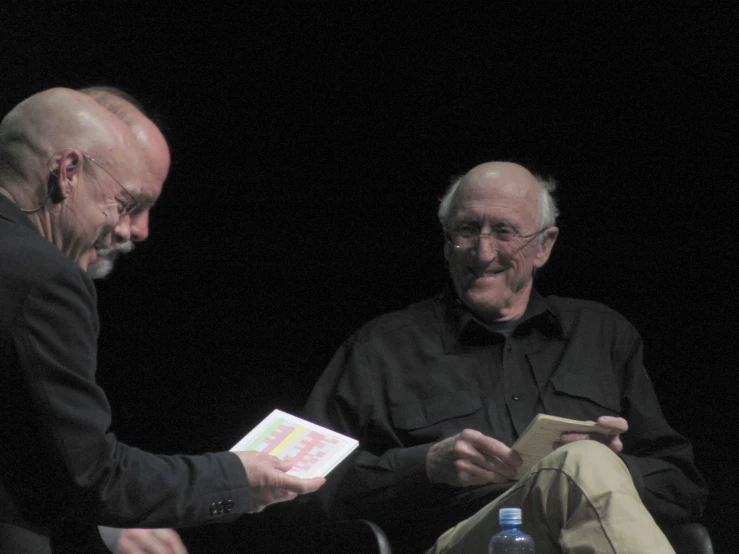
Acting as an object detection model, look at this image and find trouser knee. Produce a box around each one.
[532,440,636,499]
[555,440,624,468]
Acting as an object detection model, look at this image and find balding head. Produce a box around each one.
[81,87,171,278]
[439,162,559,231]
[438,161,559,321]
[0,87,144,270]
[0,88,141,186]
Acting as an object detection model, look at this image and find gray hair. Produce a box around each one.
[80,85,167,135]
[437,171,560,233]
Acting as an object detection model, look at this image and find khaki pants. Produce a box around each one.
[427,441,675,554]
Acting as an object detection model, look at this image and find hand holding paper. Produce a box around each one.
[231,410,359,479]
[510,414,618,479]
[231,451,325,512]
[556,415,628,454]
[427,429,522,486]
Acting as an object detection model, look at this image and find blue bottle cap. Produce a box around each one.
[499,507,522,525]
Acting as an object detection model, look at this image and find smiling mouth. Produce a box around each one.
[470,268,506,278]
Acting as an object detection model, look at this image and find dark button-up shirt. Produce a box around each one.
[303,289,707,550]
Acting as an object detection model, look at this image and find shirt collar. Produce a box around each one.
[437,285,567,351]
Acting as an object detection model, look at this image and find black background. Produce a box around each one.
[2,2,737,551]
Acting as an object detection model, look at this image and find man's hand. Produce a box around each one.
[426,429,522,486]
[232,451,325,513]
[116,528,186,554]
[557,415,629,454]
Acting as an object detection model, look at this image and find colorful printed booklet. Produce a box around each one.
[231,409,359,479]
[511,413,613,479]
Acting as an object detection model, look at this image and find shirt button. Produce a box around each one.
[209,502,218,515]
[511,394,520,401]
[224,500,234,512]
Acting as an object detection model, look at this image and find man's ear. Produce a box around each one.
[533,226,559,268]
[443,236,453,266]
[49,149,84,203]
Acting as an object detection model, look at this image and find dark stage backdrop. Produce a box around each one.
[2,3,737,551]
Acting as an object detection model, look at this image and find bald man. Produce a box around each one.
[0,88,324,553]
[303,162,707,553]
[0,88,144,270]
[81,86,170,278]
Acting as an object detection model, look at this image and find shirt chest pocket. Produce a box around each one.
[390,392,482,442]
[548,373,622,419]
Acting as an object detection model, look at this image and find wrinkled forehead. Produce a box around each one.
[452,171,541,224]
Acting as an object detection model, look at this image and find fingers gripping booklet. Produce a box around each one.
[511,414,614,479]
[231,409,359,479]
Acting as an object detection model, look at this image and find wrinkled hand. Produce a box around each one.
[233,451,325,513]
[556,416,628,454]
[116,528,186,554]
[426,429,522,486]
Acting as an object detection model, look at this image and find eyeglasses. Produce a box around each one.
[445,224,547,251]
[83,154,139,219]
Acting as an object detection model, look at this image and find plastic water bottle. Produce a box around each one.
[488,507,535,553]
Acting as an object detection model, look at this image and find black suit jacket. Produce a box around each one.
[0,196,252,551]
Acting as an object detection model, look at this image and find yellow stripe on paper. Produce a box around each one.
[271,426,303,456]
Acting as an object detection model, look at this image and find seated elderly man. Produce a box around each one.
[303,161,707,553]
[0,88,324,553]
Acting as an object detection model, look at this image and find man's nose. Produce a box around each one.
[113,215,132,243]
[473,234,498,263]
[130,212,149,242]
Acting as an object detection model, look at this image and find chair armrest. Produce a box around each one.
[293,519,392,554]
[663,523,713,554]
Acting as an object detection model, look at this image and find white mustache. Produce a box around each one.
[87,241,135,279]
[96,240,134,258]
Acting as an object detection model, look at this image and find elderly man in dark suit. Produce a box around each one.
[0,88,324,553]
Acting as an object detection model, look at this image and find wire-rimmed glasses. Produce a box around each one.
[82,154,139,219]
[444,224,547,251]
[46,150,140,220]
